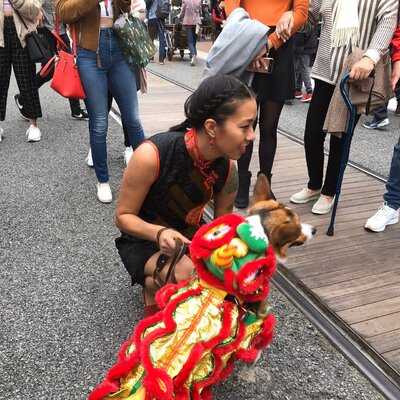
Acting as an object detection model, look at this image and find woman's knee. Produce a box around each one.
[90,115,108,142]
[174,257,195,282]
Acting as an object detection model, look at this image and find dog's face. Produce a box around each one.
[248,174,316,262]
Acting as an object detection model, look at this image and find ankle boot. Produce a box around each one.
[263,172,276,200]
[235,171,252,209]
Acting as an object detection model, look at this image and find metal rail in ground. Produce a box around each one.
[112,70,400,399]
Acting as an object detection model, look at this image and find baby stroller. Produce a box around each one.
[165,16,189,61]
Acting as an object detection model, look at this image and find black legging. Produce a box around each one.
[304,79,360,196]
[238,99,285,179]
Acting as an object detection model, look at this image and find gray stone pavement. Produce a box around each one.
[0,70,387,399]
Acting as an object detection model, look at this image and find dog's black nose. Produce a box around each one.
[312,227,317,236]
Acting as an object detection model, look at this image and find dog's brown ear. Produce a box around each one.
[248,200,280,215]
[249,173,273,207]
[269,222,302,261]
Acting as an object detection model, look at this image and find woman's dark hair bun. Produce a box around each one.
[170,75,254,132]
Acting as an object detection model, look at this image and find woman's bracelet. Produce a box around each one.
[156,227,170,246]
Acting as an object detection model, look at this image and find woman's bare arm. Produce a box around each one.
[115,143,164,243]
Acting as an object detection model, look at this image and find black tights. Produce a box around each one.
[304,79,360,196]
[238,99,285,178]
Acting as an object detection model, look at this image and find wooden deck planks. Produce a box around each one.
[369,330,400,354]
[271,136,400,374]
[142,73,400,379]
[338,297,400,324]
[351,312,400,337]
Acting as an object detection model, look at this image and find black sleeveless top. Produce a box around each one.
[138,131,230,239]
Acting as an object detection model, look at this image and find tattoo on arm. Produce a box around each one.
[222,163,239,195]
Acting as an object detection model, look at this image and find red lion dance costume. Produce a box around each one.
[90,214,276,400]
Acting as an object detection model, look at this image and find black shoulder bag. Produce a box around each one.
[9,3,53,63]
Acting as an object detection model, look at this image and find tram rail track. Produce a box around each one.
[111,69,400,400]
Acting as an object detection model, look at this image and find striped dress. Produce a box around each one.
[311,0,399,85]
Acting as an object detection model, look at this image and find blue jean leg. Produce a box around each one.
[77,48,110,183]
[109,48,145,150]
[157,19,167,61]
[373,104,388,121]
[184,26,197,57]
[384,137,400,210]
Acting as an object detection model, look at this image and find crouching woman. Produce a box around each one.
[115,74,257,315]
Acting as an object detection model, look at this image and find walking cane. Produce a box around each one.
[327,73,357,236]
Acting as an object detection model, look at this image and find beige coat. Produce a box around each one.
[0,0,42,48]
[324,48,393,137]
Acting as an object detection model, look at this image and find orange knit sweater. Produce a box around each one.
[225,0,308,49]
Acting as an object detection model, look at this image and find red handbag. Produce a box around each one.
[50,24,86,100]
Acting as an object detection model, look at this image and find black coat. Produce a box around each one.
[294,29,318,56]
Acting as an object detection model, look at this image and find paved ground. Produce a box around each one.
[0,63,389,399]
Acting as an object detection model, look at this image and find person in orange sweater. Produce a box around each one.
[225,0,308,208]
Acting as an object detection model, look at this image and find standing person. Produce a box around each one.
[290,0,398,215]
[225,0,309,208]
[0,0,43,142]
[365,24,400,232]
[14,0,88,121]
[56,0,145,204]
[115,74,256,314]
[180,0,202,66]
[362,83,400,129]
[294,26,318,103]
[86,0,147,169]
[147,0,167,64]
[211,0,226,40]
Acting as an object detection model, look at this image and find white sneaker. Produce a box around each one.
[0,127,3,142]
[190,55,197,66]
[86,148,94,167]
[365,203,399,232]
[124,146,133,166]
[312,195,335,215]
[26,125,41,142]
[97,182,113,203]
[290,188,321,204]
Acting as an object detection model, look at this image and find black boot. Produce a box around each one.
[235,171,252,209]
[263,172,276,201]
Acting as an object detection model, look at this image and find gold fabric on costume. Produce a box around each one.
[107,280,267,399]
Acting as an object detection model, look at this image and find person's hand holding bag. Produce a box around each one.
[248,38,273,73]
[157,228,191,257]
[349,56,375,80]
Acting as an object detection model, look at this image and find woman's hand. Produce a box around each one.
[349,57,375,80]
[276,11,294,42]
[249,39,273,70]
[391,60,400,90]
[158,229,191,256]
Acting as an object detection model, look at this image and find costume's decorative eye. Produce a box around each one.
[190,214,245,258]
[204,224,232,242]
